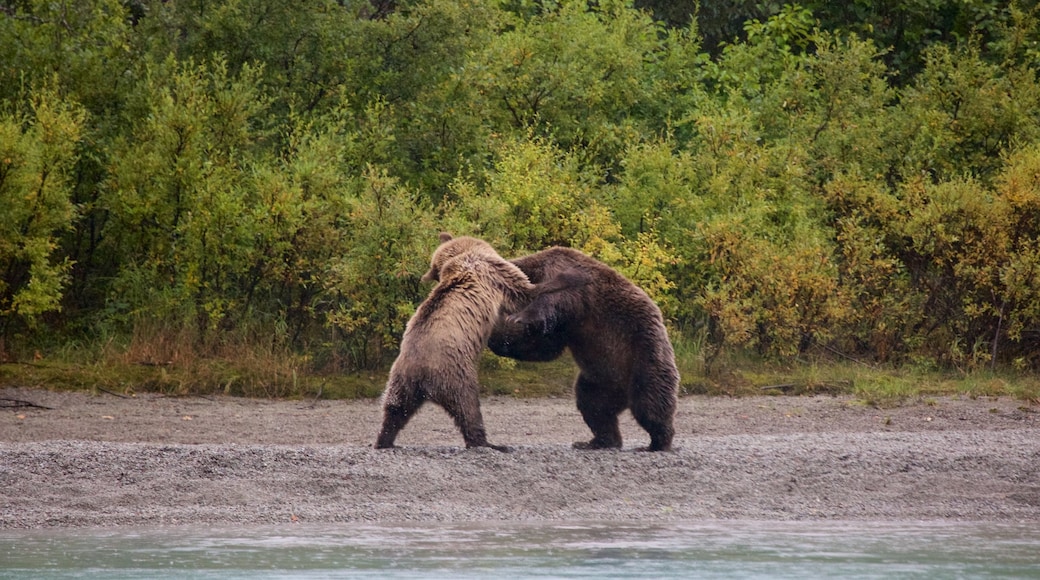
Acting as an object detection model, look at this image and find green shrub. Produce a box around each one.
[0,88,84,332]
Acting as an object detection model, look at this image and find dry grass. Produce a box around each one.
[1,331,1037,405]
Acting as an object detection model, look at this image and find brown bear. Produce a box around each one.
[375,233,572,452]
[488,247,679,451]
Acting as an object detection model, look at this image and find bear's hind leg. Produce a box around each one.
[375,383,424,449]
[438,387,511,452]
[572,374,624,450]
[630,409,675,452]
[630,377,678,452]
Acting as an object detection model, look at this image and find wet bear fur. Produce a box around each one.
[488,247,679,451]
[374,233,536,452]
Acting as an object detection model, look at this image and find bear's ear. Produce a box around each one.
[438,232,453,243]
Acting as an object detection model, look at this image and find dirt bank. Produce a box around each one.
[1,387,1038,528]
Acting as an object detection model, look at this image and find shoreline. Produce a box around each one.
[2,388,1038,529]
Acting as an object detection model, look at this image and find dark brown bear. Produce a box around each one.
[375,233,567,452]
[489,247,679,451]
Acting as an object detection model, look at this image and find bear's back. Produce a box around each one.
[402,252,532,366]
[512,247,661,321]
[511,246,674,369]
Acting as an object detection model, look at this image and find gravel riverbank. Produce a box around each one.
[2,387,1038,528]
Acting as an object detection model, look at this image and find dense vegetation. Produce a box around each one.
[2,0,1039,392]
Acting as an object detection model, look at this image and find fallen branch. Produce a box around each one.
[0,397,53,410]
[305,381,327,409]
[96,387,130,399]
[760,380,854,393]
[821,344,875,368]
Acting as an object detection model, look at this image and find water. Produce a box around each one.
[1,520,1038,579]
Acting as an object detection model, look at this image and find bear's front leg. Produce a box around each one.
[573,374,625,450]
[488,317,567,362]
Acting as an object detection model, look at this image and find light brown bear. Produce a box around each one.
[375,233,572,451]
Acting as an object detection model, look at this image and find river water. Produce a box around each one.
[2,520,1038,578]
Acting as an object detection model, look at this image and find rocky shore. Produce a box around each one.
[2,388,1038,528]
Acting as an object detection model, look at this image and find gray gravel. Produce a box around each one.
[1,388,1038,528]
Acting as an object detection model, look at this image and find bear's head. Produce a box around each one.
[421,232,499,282]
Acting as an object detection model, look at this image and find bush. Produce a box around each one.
[2,0,1040,377]
[0,88,84,334]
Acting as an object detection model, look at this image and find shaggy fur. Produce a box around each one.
[374,234,532,451]
[489,247,680,451]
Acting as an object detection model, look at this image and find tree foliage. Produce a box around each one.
[1,0,1039,372]
[0,87,84,330]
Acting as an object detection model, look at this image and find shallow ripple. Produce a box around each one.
[1,520,1038,579]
